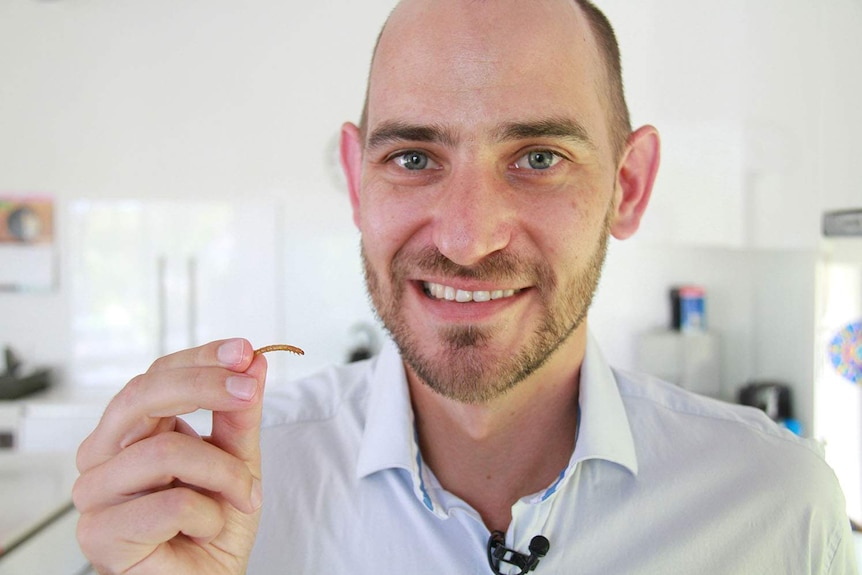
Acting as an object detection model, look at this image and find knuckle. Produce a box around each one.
[142,430,182,461]
[75,512,100,558]
[113,373,147,411]
[162,485,202,516]
[75,435,94,472]
[76,514,120,575]
[71,474,89,511]
[125,372,148,395]
[232,458,251,483]
[147,353,172,373]
[221,456,250,488]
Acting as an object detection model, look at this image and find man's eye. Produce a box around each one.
[393,151,435,171]
[514,150,562,170]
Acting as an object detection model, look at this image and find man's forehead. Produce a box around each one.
[379,0,585,50]
[368,0,597,94]
[387,0,581,20]
[363,0,605,142]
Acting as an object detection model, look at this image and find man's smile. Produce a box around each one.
[421,281,523,303]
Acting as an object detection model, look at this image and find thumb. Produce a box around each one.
[210,353,267,470]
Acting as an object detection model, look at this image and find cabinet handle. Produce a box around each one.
[157,256,167,357]
[188,257,197,348]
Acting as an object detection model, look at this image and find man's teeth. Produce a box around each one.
[423,282,519,302]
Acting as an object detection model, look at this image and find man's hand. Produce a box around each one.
[73,339,266,575]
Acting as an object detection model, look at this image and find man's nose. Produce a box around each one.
[430,166,514,267]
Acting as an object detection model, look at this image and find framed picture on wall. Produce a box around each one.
[0,194,56,291]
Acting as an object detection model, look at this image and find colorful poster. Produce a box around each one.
[830,321,862,385]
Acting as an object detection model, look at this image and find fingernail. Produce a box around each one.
[226,375,257,400]
[217,339,245,366]
[250,478,263,510]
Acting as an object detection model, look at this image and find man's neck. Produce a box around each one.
[407,330,586,532]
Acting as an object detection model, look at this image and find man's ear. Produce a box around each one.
[610,125,661,240]
[339,122,364,228]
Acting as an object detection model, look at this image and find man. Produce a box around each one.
[73,0,858,573]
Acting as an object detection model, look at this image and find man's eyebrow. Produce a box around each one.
[366,121,459,150]
[494,117,595,148]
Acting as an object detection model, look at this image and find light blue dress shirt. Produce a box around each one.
[249,335,858,574]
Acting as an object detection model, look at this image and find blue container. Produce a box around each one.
[673,286,706,333]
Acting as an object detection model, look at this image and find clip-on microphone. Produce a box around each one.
[487,530,550,574]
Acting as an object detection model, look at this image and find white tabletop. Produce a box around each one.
[0,452,78,557]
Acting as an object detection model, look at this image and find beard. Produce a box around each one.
[363,213,611,405]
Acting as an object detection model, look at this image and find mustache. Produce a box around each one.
[392,246,549,287]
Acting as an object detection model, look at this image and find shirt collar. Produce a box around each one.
[355,338,442,514]
[355,331,639,500]
[571,332,639,475]
[356,338,417,480]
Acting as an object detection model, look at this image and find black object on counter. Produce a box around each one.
[346,322,380,363]
[0,346,52,400]
[4,346,22,377]
[738,382,793,422]
[823,208,862,237]
[0,369,52,400]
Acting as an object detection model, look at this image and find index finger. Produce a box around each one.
[148,338,255,374]
[77,341,265,472]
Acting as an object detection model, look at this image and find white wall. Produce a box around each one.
[0,0,394,378]
[1,0,860,435]
[820,0,862,211]
[0,0,391,198]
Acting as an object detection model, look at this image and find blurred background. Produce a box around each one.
[0,0,860,572]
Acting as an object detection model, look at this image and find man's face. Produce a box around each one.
[350,0,624,403]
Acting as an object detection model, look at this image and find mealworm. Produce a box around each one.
[253,344,305,356]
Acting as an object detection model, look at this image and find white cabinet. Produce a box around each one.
[18,402,103,453]
[0,404,19,449]
[607,0,848,250]
[818,0,862,214]
[66,200,285,388]
[16,394,214,453]
[741,0,823,250]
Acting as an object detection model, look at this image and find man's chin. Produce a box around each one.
[400,342,522,404]
[438,324,495,350]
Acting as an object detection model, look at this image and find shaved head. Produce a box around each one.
[358,0,631,159]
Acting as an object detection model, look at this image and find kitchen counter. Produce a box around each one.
[0,452,78,554]
[0,452,90,574]
[3,385,212,453]
[0,387,112,453]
